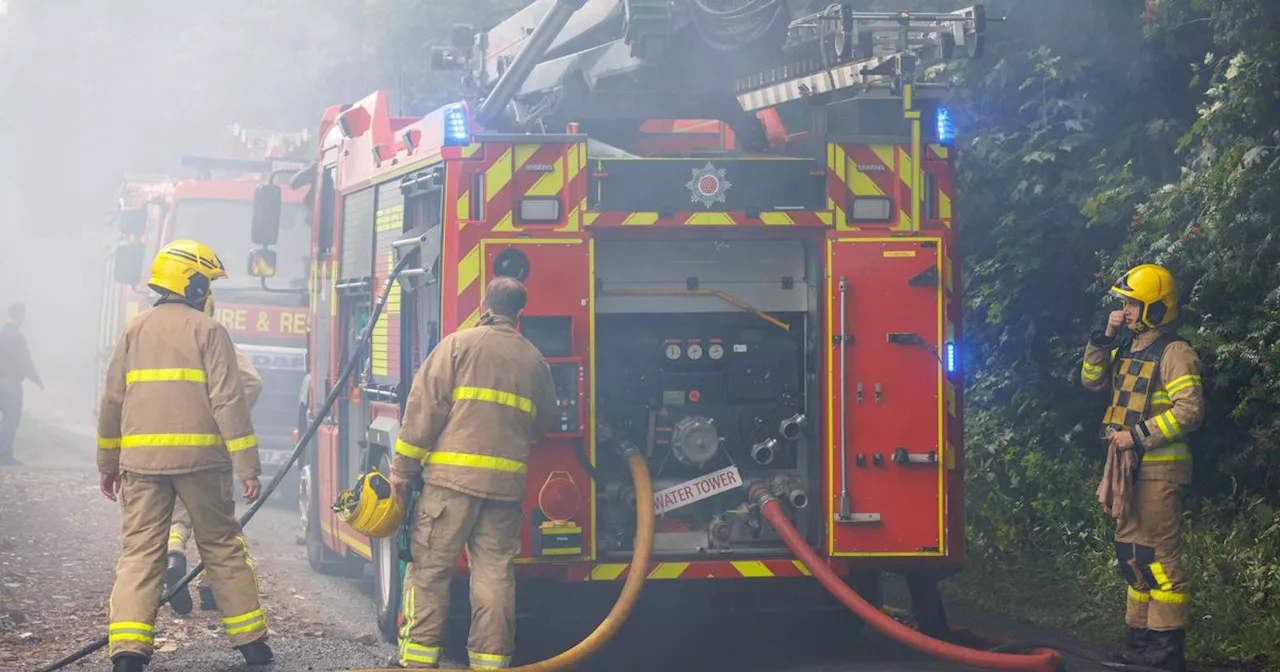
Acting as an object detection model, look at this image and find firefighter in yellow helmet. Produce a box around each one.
[388,277,558,669]
[97,240,272,672]
[1081,263,1204,672]
[163,290,264,617]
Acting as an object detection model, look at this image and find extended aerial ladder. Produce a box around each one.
[432,0,995,149]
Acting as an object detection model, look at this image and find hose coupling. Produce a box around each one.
[750,438,777,466]
[768,475,809,509]
[747,481,777,508]
[617,439,642,459]
[778,413,808,441]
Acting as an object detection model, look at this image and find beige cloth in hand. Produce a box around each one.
[1097,440,1138,520]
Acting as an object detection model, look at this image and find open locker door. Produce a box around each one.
[827,237,946,557]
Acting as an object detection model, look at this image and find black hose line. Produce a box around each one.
[32,254,417,672]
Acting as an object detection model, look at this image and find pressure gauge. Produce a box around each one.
[665,343,682,360]
[708,343,724,360]
[687,343,703,360]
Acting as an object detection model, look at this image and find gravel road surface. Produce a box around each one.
[0,415,1114,672]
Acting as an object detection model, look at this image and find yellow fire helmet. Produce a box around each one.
[1111,263,1179,330]
[333,468,405,539]
[148,239,228,307]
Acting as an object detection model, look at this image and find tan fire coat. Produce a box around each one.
[97,302,262,479]
[1081,325,1205,483]
[391,315,558,502]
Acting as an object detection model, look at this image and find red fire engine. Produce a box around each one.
[98,126,314,496]
[254,0,990,644]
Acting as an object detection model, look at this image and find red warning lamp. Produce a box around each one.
[537,471,581,522]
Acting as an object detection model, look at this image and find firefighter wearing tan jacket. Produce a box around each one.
[389,277,558,670]
[1081,263,1204,672]
[97,240,272,672]
[165,341,263,616]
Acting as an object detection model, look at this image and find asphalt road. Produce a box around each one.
[0,412,1114,672]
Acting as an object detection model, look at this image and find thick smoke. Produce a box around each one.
[0,0,384,433]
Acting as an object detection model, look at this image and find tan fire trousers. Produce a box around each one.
[108,468,268,659]
[1115,474,1190,631]
[168,471,237,589]
[398,485,522,670]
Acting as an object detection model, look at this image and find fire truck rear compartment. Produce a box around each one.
[591,236,818,558]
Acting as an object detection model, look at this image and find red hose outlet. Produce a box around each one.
[759,498,1064,672]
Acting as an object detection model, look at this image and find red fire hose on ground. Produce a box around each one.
[751,484,1066,672]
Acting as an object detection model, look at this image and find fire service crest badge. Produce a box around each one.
[686,162,732,209]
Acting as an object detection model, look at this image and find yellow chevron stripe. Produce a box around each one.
[871,145,896,173]
[830,143,847,183]
[648,562,690,579]
[526,155,564,197]
[589,564,627,580]
[845,158,885,197]
[485,147,513,206]
[456,191,469,222]
[897,147,914,189]
[457,246,480,296]
[513,143,538,169]
[759,212,795,225]
[731,561,773,577]
[685,213,736,226]
[460,307,481,329]
[622,213,659,226]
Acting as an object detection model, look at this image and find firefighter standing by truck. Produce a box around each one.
[0,302,44,466]
[165,296,265,617]
[97,240,272,672]
[1082,263,1204,672]
[384,277,558,670]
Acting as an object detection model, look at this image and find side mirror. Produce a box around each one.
[113,241,146,286]
[248,248,278,278]
[451,24,476,51]
[118,208,147,237]
[251,184,282,246]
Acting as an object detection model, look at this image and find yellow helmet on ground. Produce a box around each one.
[148,240,228,306]
[1111,263,1178,330]
[333,468,405,539]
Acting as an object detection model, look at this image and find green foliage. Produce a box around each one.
[940,0,1280,666]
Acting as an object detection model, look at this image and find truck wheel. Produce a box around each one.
[373,451,404,643]
[301,443,362,578]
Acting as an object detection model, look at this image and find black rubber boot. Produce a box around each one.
[1105,627,1153,665]
[164,553,193,616]
[111,652,148,672]
[1141,629,1186,672]
[198,585,218,611]
[237,638,274,665]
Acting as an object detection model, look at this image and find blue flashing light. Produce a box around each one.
[443,105,470,146]
[945,341,957,374]
[936,106,955,146]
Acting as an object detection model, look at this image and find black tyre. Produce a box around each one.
[841,570,884,636]
[373,451,405,643]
